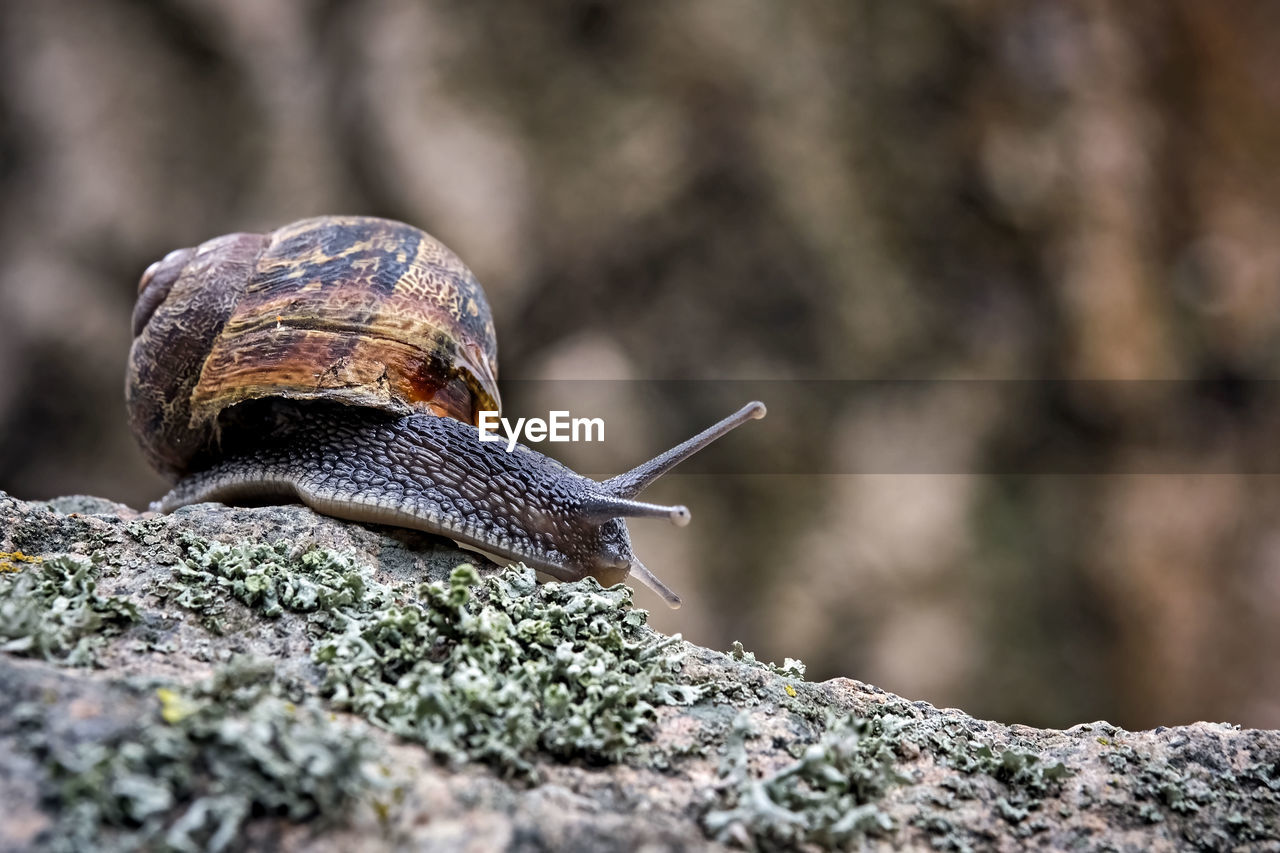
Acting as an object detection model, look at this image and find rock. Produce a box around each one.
[0,490,1276,851]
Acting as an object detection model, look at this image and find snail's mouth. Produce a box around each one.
[455,537,680,608]
[452,540,619,588]
[465,519,683,608]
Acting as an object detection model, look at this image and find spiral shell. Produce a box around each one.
[127,216,501,480]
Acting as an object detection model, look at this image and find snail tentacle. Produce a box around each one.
[578,496,691,527]
[601,401,766,499]
[624,555,682,609]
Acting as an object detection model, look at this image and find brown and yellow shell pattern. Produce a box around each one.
[192,216,500,423]
[127,215,501,480]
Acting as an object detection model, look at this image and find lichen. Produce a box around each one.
[29,660,374,853]
[169,537,692,778]
[2,495,1278,849]
[705,697,1074,849]
[729,640,806,680]
[167,533,373,633]
[0,553,138,664]
[1098,736,1280,848]
[704,712,901,848]
[0,550,43,572]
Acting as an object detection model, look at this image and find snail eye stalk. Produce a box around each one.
[602,401,766,499]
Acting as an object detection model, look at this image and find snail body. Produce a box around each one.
[127,216,764,607]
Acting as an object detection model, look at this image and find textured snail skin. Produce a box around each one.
[158,407,632,580]
[158,401,766,607]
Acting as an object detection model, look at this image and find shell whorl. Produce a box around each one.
[126,216,500,480]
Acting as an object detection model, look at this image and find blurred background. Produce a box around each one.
[2,0,1280,730]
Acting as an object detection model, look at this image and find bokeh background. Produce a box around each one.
[3,1,1280,730]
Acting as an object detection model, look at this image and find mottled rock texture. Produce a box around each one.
[0,491,1276,851]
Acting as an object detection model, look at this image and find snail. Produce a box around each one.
[126,215,764,607]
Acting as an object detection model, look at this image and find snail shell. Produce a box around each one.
[127,216,499,480]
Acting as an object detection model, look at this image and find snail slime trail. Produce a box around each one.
[127,215,765,606]
[477,410,605,452]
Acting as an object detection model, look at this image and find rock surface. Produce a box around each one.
[0,491,1276,851]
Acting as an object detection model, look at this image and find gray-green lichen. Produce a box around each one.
[2,494,1278,850]
[729,639,807,680]
[1096,734,1280,849]
[705,711,902,848]
[24,660,373,853]
[0,553,138,664]
[169,537,693,778]
[704,697,1073,850]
